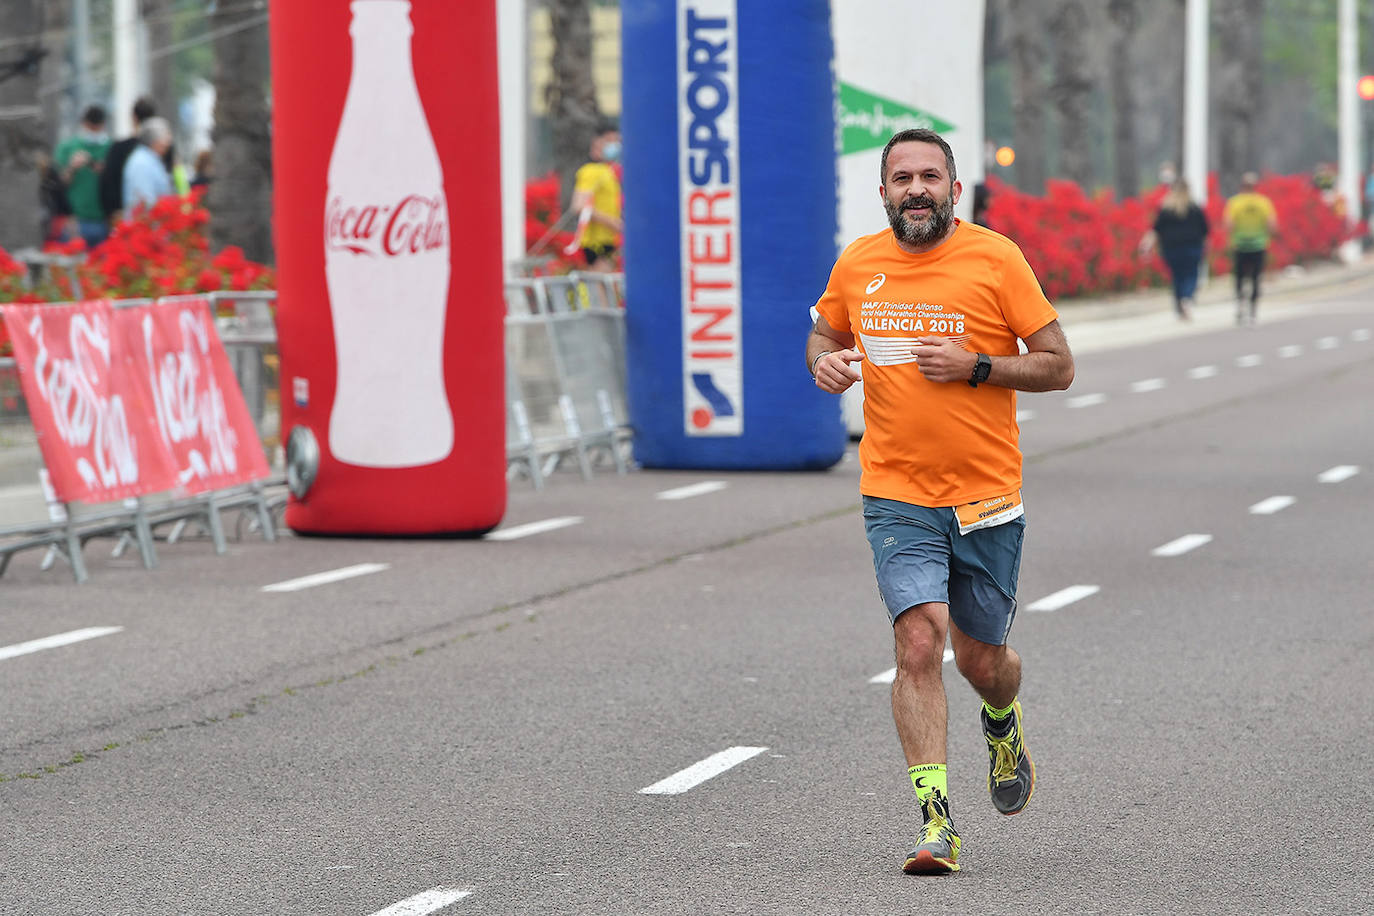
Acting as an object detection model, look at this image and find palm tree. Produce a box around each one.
[0,0,49,252]
[1009,0,1049,193]
[1108,0,1140,198]
[544,0,601,211]
[1048,0,1094,189]
[206,1,272,262]
[1214,0,1264,197]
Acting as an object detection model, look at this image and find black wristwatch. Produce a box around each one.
[968,352,992,387]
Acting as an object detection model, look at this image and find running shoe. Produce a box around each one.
[902,791,960,874]
[981,700,1035,815]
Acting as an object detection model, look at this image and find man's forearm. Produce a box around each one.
[986,350,1074,392]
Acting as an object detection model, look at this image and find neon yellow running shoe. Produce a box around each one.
[981,699,1036,815]
[902,791,961,874]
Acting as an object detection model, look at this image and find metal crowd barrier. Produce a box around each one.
[1,274,631,579]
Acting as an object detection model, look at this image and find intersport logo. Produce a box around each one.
[865,273,887,294]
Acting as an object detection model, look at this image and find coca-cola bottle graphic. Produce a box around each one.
[324,0,452,467]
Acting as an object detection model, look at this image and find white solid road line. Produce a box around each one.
[261,563,390,593]
[483,516,583,541]
[367,886,474,916]
[1317,465,1359,484]
[1129,377,1167,393]
[639,746,768,795]
[1026,584,1101,612]
[1277,344,1303,359]
[1187,365,1219,380]
[869,649,955,684]
[1151,533,1213,557]
[656,480,729,501]
[1235,353,1263,368]
[1249,495,1296,515]
[1066,393,1107,409]
[0,626,124,662]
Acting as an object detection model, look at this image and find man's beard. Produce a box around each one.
[884,189,954,245]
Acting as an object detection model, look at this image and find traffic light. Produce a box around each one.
[995,146,1016,167]
[1359,74,1374,101]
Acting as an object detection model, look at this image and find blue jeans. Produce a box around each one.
[1161,244,1202,309]
[77,219,109,251]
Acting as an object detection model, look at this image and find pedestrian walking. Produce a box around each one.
[1223,172,1278,326]
[1140,178,1210,320]
[100,96,158,224]
[562,121,624,273]
[806,128,1075,875]
[122,118,175,215]
[53,105,111,250]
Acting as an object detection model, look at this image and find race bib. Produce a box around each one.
[954,490,1024,535]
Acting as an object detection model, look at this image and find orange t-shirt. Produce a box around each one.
[815,220,1057,507]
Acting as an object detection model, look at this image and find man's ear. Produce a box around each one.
[951,180,964,205]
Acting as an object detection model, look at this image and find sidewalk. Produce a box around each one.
[1057,252,1374,355]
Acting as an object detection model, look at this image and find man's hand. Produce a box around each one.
[912,336,976,383]
[813,348,864,393]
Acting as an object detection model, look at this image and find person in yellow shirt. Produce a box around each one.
[563,123,623,272]
[806,128,1075,876]
[1223,172,1279,326]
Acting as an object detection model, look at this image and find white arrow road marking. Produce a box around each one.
[367,886,474,916]
[1026,584,1100,612]
[1066,393,1107,409]
[1130,377,1167,393]
[656,480,728,501]
[0,626,124,662]
[1187,365,1219,380]
[262,563,390,593]
[639,746,768,795]
[1151,534,1213,557]
[869,649,954,684]
[1315,336,1340,350]
[1317,465,1359,484]
[1235,354,1263,368]
[484,516,583,541]
[1249,495,1295,515]
[1277,345,1303,359]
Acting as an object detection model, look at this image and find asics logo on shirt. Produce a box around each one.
[865,273,887,294]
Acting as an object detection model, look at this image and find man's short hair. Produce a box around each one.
[133,96,157,123]
[81,104,107,127]
[139,116,173,146]
[1241,171,1259,189]
[880,128,957,185]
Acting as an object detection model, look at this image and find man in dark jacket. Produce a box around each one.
[99,97,157,223]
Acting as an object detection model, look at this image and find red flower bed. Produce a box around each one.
[983,174,1360,301]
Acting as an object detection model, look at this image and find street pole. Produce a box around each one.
[112,0,140,136]
[1184,0,1209,207]
[497,0,528,277]
[1337,0,1361,264]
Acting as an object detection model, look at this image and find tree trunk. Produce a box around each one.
[207,3,273,263]
[0,0,49,252]
[1009,0,1049,193]
[1108,0,1139,198]
[544,0,600,211]
[143,0,174,127]
[1048,0,1094,188]
[1214,0,1264,196]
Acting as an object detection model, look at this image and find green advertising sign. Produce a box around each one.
[838,82,956,155]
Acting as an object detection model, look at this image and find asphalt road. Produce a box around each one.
[2,277,1371,915]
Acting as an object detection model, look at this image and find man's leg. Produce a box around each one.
[892,602,961,874]
[950,618,1036,816]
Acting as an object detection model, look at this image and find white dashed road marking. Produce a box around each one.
[484,516,583,541]
[1317,465,1359,484]
[261,563,390,593]
[0,626,124,662]
[1187,365,1219,380]
[1026,584,1100,612]
[1315,336,1340,350]
[1129,377,1166,393]
[1066,393,1107,409]
[1277,345,1303,359]
[656,481,728,501]
[1352,328,1371,342]
[869,649,955,684]
[1151,534,1213,557]
[1016,409,1035,423]
[1249,496,1296,515]
[366,886,474,916]
[1235,354,1263,368]
[639,746,769,795]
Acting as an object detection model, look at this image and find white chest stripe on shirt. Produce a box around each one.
[859,333,972,367]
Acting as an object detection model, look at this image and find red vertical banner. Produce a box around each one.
[271,0,506,535]
[1,302,178,503]
[116,299,271,493]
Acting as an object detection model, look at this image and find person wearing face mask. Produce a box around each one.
[806,129,1075,876]
[563,121,624,272]
[53,105,112,250]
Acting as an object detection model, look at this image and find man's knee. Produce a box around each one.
[893,604,947,673]
[955,642,1007,689]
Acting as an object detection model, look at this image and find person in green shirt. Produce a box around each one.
[53,104,112,251]
[1222,172,1279,326]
